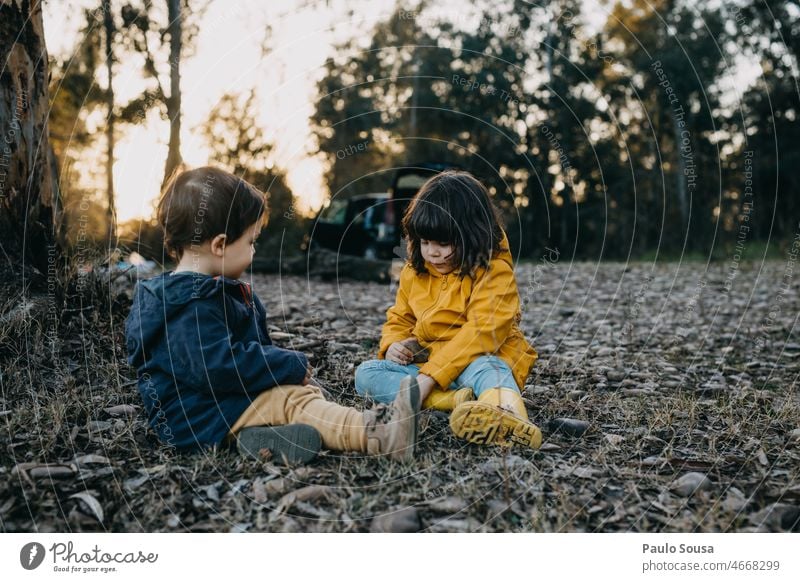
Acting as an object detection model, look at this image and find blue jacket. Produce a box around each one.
[124,271,308,452]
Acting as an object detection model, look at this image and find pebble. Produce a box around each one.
[103,404,138,417]
[750,503,800,532]
[548,418,589,437]
[539,442,561,451]
[606,369,626,382]
[29,466,76,480]
[621,388,651,397]
[604,433,624,446]
[427,497,469,514]
[670,472,712,497]
[370,507,421,532]
[721,487,748,512]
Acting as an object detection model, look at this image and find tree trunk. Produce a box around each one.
[103,0,117,245]
[163,0,182,187]
[0,0,61,276]
[669,104,689,240]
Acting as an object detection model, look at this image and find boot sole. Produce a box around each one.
[449,402,542,449]
[395,376,421,462]
[237,424,321,465]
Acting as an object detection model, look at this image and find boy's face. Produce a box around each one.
[217,221,262,279]
[421,239,456,274]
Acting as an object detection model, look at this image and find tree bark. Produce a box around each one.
[103,0,117,245]
[0,0,61,276]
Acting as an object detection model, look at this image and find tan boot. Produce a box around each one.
[449,388,542,449]
[365,375,420,461]
[422,387,475,411]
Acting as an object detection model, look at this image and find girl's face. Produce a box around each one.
[420,239,456,274]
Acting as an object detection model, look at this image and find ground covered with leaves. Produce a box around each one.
[1,260,799,532]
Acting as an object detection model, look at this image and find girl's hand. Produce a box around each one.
[386,341,414,365]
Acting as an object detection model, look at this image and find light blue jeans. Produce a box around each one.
[354,355,520,404]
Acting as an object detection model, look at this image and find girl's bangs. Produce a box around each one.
[407,202,457,242]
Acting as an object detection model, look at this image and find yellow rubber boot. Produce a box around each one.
[422,387,475,412]
[449,388,542,449]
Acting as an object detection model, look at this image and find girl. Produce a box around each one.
[355,171,541,449]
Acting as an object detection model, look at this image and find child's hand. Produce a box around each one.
[386,341,414,365]
[302,365,316,386]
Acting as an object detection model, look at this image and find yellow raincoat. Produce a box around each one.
[378,236,537,390]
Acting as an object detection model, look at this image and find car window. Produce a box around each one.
[319,198,348,224]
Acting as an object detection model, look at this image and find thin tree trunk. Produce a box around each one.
[0,0,61,275]
[669,104,689,238]
[163,0,182,187]
[103,0,117,245]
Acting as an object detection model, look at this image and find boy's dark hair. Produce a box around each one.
[402,170,505,277]
[157,166,267,261]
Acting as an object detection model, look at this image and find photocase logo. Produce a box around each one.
[20,542,46,570]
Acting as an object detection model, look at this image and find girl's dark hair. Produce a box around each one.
[402,170,505,277]
[157,166,267,260]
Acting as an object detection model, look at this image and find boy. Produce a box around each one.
[125,166,419,463]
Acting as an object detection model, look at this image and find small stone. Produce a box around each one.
[103,404,138,417]
[29,465,76,480]
[548,418,589,437]
[427,497,469,514]
[641,456,668,467]
[721,487,748,512]
[788,429,800,443]
[696,382,726,395]
[670,472,712,497]
[539,442,561,452]
[750,503,800,532]
[87,420,112,431]
[604,433,624,446]
[607,369,626,382]
[621,388,651,396]
[370,507,421,533]
[567,389,587,400]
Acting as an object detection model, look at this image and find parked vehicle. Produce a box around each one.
[308,163,458,259]
[309,192,395,259]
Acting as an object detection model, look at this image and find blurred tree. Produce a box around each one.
[199,90,308,261]
[117,0,209,188]
[732,0,800,245]
[307,0,796,258]
[48,6,116,255]
[604,0,726,255]
[311,3,531,216]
